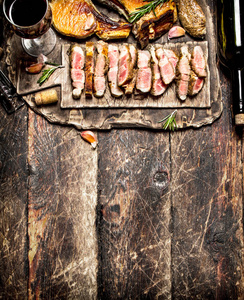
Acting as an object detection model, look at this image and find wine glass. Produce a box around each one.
[3,0,56,57]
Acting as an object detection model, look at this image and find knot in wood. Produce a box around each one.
[153,170,169,191]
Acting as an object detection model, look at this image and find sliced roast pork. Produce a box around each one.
[164,49,179,72]
[70,45,85,99]
[150,46,167,96]
[191,45,207,78]
[94,41,108,97]
[117,45,133,87]
[85,42,95,98]
[156,48,176,85]
[70,46,85,70]
[136,50,152,93]
[176,46,191,101]
[123,44,137,95]
[188,70,204,96]
[107,44,123,97]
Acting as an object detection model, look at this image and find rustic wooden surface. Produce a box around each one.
[1,0,244,299]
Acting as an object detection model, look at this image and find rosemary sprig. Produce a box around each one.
[158,110,178,131]
[129,0,169,23]
[45,61,61,66]
[37,64,64,86]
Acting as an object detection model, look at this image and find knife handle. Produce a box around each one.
[0,69,25,114]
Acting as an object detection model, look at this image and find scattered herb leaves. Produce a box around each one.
[37,64,64,86]
[129,0,169,23]
[158,110,178,131]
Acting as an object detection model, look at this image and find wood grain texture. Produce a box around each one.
[0,8,28,297]
[27,109,98,299]
[170,68,244,299]
[0,104,28,299]
[97,130,171,299]
[1,0,244,299]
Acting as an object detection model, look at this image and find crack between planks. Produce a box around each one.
[169,130,173,300]
[26,106,30,300]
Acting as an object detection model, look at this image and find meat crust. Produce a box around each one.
[177,0,206,38]
[85,42,95,98]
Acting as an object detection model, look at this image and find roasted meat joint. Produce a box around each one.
[50,0,207,48]
[50,0,132,40]
[50,0,179,47]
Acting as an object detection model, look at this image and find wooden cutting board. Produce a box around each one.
[16,44,63,95]
[60,41,210,109]
[16,41,210,109]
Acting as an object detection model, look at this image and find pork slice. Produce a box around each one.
[70,46,85,69]
[164,49,179,72]
[124,72,137,94]
[85,41,95,98]
[108,67,123,97]
[176,46,191,101]
[136,68,152,93]
[118,45,133,86]
[94,77,106,97]
[156,48,175,85]
[129,44,137,68]
[188,70,204,96]
[191,45,207,78]
[70,45,85,99]
[108,44,123,97]
[71,70,85,99]
[94,41,108,97]
[94,54,106,78]
[136,50,152,93]
[137,50,151,68]
[150,47,167,96]
[71,69,85,82]
[72,79,85,89]
[123,44,137,95]
[108,44,120,68]
[95,40,108,77]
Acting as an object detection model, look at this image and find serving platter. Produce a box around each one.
[6,0,222,130]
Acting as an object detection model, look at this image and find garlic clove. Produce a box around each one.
[37,53,48,64]
[26,63,44,74]
[168,26,185,39]
[80,131,98,149]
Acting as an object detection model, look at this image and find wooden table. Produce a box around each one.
[0,1,244,299]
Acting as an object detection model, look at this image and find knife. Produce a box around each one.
[0,69,25,114]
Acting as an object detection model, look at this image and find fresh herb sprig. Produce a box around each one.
[37,63,64,86]
[158,110,178,131]
[129,0,169,23]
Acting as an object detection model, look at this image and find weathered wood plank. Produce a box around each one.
[0,104,28,299]
[170,69,244,299]
[97,129,171,299]
[27,109,98,299]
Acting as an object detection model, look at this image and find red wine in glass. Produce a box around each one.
[3,0,56,57]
